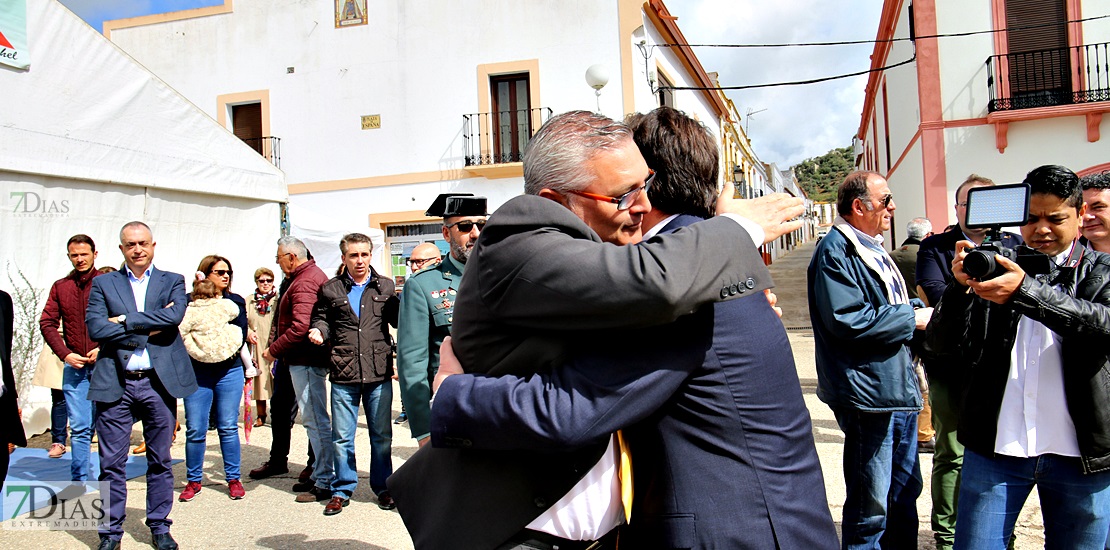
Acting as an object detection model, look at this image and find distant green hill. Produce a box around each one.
[792,146,853,203]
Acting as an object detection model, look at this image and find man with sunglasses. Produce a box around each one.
[389,110,806,549]
[808,171,934,549]
[396,193,487,449]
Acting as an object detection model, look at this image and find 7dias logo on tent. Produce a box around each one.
[8,191,71,217]
[0,0,30,70]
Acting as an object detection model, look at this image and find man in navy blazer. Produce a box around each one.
[429,108,837,548]
[915,174,1021,550]
[86,221,197,550]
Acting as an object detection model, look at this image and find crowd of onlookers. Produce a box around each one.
[3,107,1110,550]
[0,197,482,550]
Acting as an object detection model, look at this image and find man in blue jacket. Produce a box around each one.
[86,222,197,550]
[808,172,933,549]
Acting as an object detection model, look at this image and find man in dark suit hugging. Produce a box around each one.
[389,109,820,549]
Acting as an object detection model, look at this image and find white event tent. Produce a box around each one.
[0,0,287,437]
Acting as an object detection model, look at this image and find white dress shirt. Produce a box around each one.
[527,212,763,540]
[526,435,625,539]
[125,266,154,371]
[994,243,1080,457]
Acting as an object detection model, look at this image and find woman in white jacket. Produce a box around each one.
[181,280,242,363]
[179,255,249,502]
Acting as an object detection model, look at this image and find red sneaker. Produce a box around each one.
[179,481,202,502]
[228,479,245,500]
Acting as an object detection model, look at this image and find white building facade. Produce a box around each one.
[105,0,737,281]
[855,0,1109,243]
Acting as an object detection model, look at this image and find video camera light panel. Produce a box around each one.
[965,183,1030,229]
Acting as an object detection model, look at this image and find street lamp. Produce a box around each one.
[732,164,747,199]
[585,64,609,113]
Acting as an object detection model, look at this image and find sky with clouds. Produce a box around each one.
[664,0,884,167]
[57,0,882,168]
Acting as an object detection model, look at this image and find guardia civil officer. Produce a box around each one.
[396,193,487,447]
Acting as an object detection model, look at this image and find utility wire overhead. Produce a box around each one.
[663,56,916,91]
[652,13,1109,91]
[652,13,1109,49]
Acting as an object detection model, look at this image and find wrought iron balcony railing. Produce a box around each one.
[463,107,552,166]
[241,136,281,168]
[987,42,1110,112]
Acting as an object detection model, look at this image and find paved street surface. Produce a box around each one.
[7,241,1047,549]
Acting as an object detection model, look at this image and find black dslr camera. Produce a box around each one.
[962,183,1051,280]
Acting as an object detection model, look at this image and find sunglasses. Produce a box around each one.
[874,194,894,208]
[568,170,656,211]
[445,219,487,232]
[257,278,274,284]
[212,269,233,276]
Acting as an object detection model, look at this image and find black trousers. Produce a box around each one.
[0,443,9,483]
[266,362,314,468]
[50,388,67,445]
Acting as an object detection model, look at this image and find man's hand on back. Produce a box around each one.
[715,181,805,245]
[432,336,463,395]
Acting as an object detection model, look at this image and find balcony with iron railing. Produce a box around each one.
[986,42,1110,112]
[463,108,552,177]
[241,136,281,169]
[983,42,1110,153]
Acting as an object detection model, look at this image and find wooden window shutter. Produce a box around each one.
[1004,0,1070,103]
[231,103,263,154]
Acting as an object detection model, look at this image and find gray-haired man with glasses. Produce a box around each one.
[389,109,806,549]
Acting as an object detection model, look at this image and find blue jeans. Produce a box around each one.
[955,449,1110,550]
[833,408,923,550]
[62,365,97,481]
[183,364,244,482]
[330,380,393,499]
[289,365,334,490]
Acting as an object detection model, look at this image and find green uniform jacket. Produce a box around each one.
[396,254,464,439]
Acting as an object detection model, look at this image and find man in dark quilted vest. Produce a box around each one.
[308,233,399,516]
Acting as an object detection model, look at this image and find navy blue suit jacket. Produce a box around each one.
[916,228,1021,380]
[85,267,197,402]
[432,215,837,549]
[916,228,1023,307]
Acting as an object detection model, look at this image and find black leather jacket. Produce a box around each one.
[926,246,1110,473]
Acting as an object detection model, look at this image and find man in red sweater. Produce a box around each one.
[39,234,101,493]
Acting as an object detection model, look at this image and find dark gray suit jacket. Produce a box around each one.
[428,214,838,549]
[85,267,197,402]
[388,196,772,549]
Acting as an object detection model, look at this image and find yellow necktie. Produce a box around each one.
[616,430,633,523]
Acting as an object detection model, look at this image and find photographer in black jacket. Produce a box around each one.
[926,165,1110,549]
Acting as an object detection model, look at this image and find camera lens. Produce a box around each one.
[964,249,996,280]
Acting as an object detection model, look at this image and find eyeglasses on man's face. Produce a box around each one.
[408,257,437,268]
[275,252,292,263]
[871,193,895,208]
[568,169,656,211]
[445,219,486,233]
